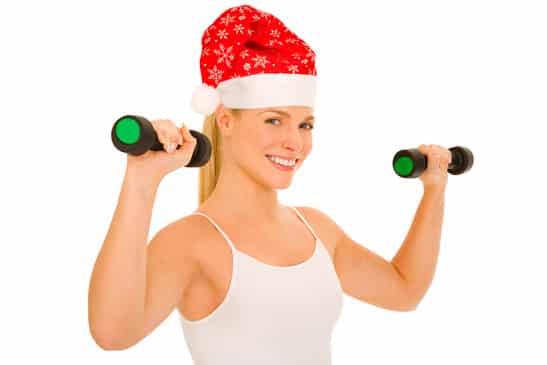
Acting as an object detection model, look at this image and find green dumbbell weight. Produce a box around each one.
[393,145,474,178]
[111,115,212,167]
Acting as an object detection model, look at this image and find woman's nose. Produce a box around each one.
[281,128,304,151]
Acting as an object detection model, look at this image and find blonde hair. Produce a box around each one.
[197,108,241,206]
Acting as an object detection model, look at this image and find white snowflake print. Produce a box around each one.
[207,65,223,84]
[213,44,234,67]
[239,49,249,59]
[291,52,301,60]
[233,24,245,35]
[305,49,315,62]
[288,64,299,73]
[252,14,261,21]
[247,28,255,36]
[231,5,251,14]
[267,39,283,47]
[252,55,271,68]
[285,37,298,45]
[301,58,308,65]
[217,29,229,40]
[220,14,236,26]
[238,15,246,20]
[204,36,211,45]
[243,62,251,71]
[270,29,280,38]
[203,47,210,56]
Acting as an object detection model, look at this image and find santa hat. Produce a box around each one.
[191,4,317,115]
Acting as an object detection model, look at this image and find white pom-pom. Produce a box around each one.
[191,83,220,115]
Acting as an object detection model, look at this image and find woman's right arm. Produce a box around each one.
[87,167,159,349]
[88,119,198,350]
[88,166,199,350]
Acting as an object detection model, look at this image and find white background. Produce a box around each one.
[1,0,546,363]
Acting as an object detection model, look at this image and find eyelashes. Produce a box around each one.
[265,118,314,130]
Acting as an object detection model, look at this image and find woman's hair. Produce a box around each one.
[198,108,241,206]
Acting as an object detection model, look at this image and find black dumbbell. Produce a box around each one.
[111,115,212,167]
[393,145,474,178]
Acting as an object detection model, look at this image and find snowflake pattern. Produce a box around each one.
[199,4,316,86]
[207,65,223,84]
[220,14,236,26]
[239,49,249,59]
[217,29,229,40]
[252,55,270,68]
[233,24,245,35]
[213,44,234,67]
[267,39,283,47]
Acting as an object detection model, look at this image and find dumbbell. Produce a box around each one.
[111,115,212,167]
[393,145,474,178]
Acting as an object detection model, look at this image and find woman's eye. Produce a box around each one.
[265,119,314,130]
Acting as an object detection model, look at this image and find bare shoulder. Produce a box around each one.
[292,206,343,251]
[151,214,210,261]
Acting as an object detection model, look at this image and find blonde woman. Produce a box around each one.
[88,4,450,364]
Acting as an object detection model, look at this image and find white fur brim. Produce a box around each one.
[190,73,317,115]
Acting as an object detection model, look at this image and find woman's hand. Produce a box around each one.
[417,144,451,192]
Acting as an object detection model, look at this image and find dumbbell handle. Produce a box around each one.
[393,145,474,178]
[111,115,212,167]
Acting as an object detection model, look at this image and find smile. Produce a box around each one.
[265,155,298,171]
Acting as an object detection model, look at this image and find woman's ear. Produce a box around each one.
[215,104,236,137]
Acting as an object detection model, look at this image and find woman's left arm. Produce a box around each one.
[391,144,451,307]
[392,187,446,308]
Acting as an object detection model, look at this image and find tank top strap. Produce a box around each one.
[289,206,318,241]
[189,211,237,253]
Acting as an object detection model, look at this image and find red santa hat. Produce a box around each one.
[191,4,317,115]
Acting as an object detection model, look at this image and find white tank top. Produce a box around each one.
[178,206,344,365]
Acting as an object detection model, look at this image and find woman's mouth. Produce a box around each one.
[265,155,299,172]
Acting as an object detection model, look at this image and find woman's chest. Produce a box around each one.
[178,210,338,321]
[197,216,336,283]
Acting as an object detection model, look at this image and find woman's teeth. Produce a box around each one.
[266,155,297,167]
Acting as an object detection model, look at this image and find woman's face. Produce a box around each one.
[225,105,315,188]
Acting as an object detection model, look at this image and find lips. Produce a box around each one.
[265,154,299,162]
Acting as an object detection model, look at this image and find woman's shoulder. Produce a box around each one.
[291,205,343,250]
[166,212,214,243]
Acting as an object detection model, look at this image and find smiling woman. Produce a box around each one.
[89,3,345,365]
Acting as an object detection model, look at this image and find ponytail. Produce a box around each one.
[197,108,241,206]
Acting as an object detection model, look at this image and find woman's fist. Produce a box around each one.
[126,119,198,182]
[417,144,451,191]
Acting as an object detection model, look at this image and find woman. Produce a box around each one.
[88,4,451,364]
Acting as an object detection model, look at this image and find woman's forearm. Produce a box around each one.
[391,187,446,306]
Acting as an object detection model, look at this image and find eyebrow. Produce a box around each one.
[257,109,315,121]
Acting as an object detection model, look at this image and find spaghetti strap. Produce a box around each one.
[289,206,318,241]
[189,212,237,253]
